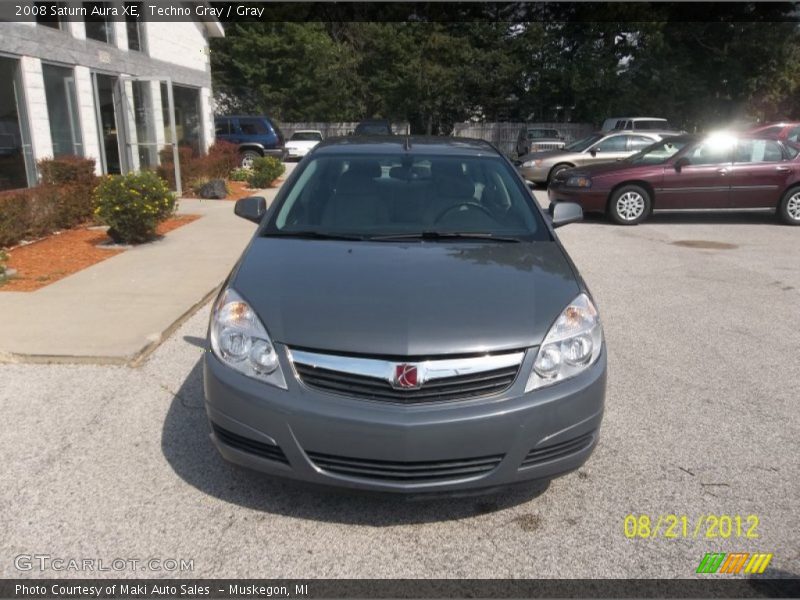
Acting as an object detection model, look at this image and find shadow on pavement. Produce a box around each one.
[161,358,548,526]
[577,211,779,226]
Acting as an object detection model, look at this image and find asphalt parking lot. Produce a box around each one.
[1,189,798,579]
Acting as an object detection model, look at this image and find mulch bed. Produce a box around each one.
[1,214,200,293]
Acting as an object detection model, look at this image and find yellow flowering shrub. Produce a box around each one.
[93,171,176,244]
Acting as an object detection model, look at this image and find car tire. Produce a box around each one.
[608,185,651,225]
[240,149,262,169]
[778,187,800,225]
[547,164,572,186]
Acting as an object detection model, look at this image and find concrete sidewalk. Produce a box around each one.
[0,174,290,364]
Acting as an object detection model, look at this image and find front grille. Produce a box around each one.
[531,142,565,152]
[294,363,519,403]
[307,451,504,482]
[212,423,289,465]
[520,432,595,469]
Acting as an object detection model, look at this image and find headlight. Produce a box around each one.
[566,176,592,188]
[522,159,543,168]
[526,293,603,391]
[209,288,287,389]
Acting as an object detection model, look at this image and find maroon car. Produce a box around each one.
[746,122,800,143]
[547,134,800,225]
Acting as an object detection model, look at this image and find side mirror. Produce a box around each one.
[673,156,690,171]
[234,196,267,223]
[549,201,583,228]
[589,149,597,157]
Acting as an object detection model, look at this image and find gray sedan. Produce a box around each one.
[204,136,606,494]
[519,130,672,184]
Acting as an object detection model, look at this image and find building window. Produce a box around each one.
[34,2,67,30]
[84,2,115,44]
[0,57,36,190]
[125,2,146,52]
[42,64,84,157]
[161,83,202,156]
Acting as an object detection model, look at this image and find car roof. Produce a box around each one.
[292,129,323,134]
[312,135,500,157]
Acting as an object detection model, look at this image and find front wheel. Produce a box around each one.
[547,164,571,185]
[239,149,262,169]
[609,185,651,225]
[778,187,800,225]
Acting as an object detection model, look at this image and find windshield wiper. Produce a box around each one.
[369,231,523,243]
[263,230,367,241]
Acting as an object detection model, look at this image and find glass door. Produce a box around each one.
[92,72,122,174]
[116,76,181,195]
[0,56,36,190]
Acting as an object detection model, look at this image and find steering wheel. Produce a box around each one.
[433,202,494,225]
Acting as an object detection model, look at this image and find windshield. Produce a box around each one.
[627,138,691,165]
[290,131,322,141]
[528,129,558,139]
[267,153,547,240]
[355,123,391,135]
[565,134,604,152]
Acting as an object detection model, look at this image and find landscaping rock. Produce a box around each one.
[198,179,228,200]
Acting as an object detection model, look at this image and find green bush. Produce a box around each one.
[229,167,250,182]
[93,171,176,244]
[248,156,285,189]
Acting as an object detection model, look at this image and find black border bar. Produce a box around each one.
[2,2,800,23]
[2,579,800,599]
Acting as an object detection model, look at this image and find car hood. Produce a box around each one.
[231,239,581,356]
[286,140,318,148]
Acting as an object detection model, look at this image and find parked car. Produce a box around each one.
[600,117,680,133]
[515,127,566,156]
[353,119,393,135]
[518,130,672,185]
[745,122,800,144]
[215,115,286,168]
[204,136,606,494]
[547,133,800,225]
[285,130,323,160]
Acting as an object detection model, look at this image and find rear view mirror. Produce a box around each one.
[234,196,267,223]
[550,202,583,228]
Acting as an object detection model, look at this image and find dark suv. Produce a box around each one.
[215,115,287,168]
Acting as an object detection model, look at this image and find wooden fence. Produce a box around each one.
[277,122,411,139]
[452,122,595,157]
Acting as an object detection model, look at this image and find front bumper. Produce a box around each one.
[518,163,551,183]
[286,147,309,158]
[203,346,606,493]
[547,183,608,213]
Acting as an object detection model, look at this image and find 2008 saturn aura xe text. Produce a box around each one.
[203,136,607,494]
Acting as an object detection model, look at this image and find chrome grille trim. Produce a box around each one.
[288,349,524,385]
[287,348,525,403]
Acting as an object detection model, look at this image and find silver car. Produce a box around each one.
[519,131,673,185]
[204,136,607,495]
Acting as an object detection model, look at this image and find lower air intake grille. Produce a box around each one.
[306,451,504,482]
[520,432,595,468]
[212,424,289,465]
